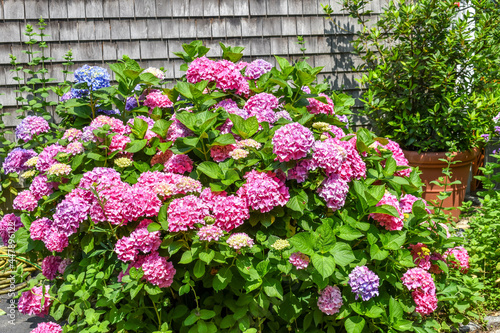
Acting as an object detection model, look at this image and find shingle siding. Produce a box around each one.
[0,0,384,119]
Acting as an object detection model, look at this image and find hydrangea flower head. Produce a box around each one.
[244,93,279,123]
[272,123,315,162]
[115,236,139,262]
[62,128,83,141]
[289,252,310,269]
[13,190,38,211]
[369,192,404,231]
[317,174,349,211]
[348,266,380,301]
[227,232,254,250]
[30,175,56,200]
[42,256,63,280]
[47,163,71,176]
[29,217,52,241]
[15,116,50,141]
[401,267,436,294]
[317,286,343,315]
[287,159,311,183]
[18,285,52,317]
[0,213,22,244]
[311,138,347,174]
[140,252,176,288]
[198,225,224,242]
[167,195,209,232]
[409,243,431,270]
[3,148,37,174]
[271,239,290,251]
[144,67,165,79]
[36,144,65,172]
[237,139,261,150]
[43,227,69,252]
[412,290,438,315]
[229,148,248,160]
[186,56,217,83]
[211,144,236,162]
[245,59,273,79]
[115,157,133,168]
[74,64,111,91]
[211,195,250,231]
[144,91,173,110]
[237,170,290,213]
[65,141,84,155]
[443,246,469,272]
[307,93,334,115]
[164,154,193,174]
[30,322,63,333]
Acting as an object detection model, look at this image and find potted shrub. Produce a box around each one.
[324,0,500,218]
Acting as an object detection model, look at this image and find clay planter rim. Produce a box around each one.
[402,148,480,167]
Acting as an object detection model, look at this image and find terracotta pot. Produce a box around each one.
[402,149,480,220]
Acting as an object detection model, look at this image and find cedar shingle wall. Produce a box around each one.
[0,0,385,124]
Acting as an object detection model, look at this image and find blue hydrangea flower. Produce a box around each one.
[73,65,111,91]
[97,108,120,116]
[348,266,380,301]
[125,96,138,111]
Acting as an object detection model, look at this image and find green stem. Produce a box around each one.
[150,296,162,330]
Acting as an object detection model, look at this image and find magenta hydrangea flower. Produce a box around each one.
[18,285,52,317]
[30,322,63,333]
[186,56,217,84]
[348,266,380,301]
[214,59,249,95]
[13,190,38,211]
[3,148,37,174]
[166,118,194,142]
[90,115,130,135]
[245,59,273,79]
[287,159,311,183]
[15,116,50,141]
[443,246,469,273]
[30,175,56,201]
[399,194,420,214]
[29,218,52,241]
[214,99,248,119]
[144,91,173,110]
[244,93,279,123]
[409,243,431,270]
[401,268,436,295]
[65,141,84,155]
[317,174,350,211]
[42,256,63,280]
[211,144,236,162]
[36,144,65,172]
[131,223,162,254]
[115,236,139,262]
[310,138,347,174]
[167,195,209,232]
[412,290,438,315]
[237,170,290,213]
[374,140,411,177]
[43,227,69,252]
[272,123,315,162]
[317,286,343,315]
[140,252,176,288]
[211,195,250,232]
[0,214,23,245]
[198,225,224,242]
[289,252,310,269]
[53,196,90,236]
[337,138,367,181]
[109,134,131,152]
[164,154,193,174]
[369,192,405,231]
[58,259,71,274]
[227,232,254,250]
[307,93,334,115]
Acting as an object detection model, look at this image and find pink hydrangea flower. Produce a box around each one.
[167,195,209,232]
[237,170,290,213]
[214,60,249,95]
[131,225,162,254]
[443,246,469,273]
[53,196,90,236]
[214,99,248,118]
[30,218,52,241]
[164,154,193,174]
[13,190,38,211]
[115,236,139,262]
[227,232,254,250]
[374,140,411,177]
[200,188,228,209]
[140,252,176,288]
[272,123,315,162]
[186,56,217,84]
[317,174,350,211]
[412,290,438,315]
[369,192,405,231]
[15,116,50,141]
[310,138,347,174]
[236,139,262,150]
[43,227,69,252]
[211,144,236,162]
[399,194,420,214]
[42,256,63,280]
[245,59,272,79]
[144,92,173,110]
[244,93,279,123]
[286,160,310,183]
[211,195,250,232]
[408,243,431,270]
[317,286,343,315]
[289,252,310,269]
[307,93,334,115]
[401,267,436,295]
[90,115,130,135]
[18,285,52,317]
[337,138,366,181]
[30,322,63,333]
[198,225,224,242]
[109,134,131,152]
[65,141,84,155]
[62,128,83,141]
[166,118,193,142]
[0,214,23,245]
[36,144,65,172]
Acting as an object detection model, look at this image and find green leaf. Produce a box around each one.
[213,133,236,145]
[125,139,147,153]
[197,161,224,179]
[289,232,315,256]
[87,152,105,161]
[199,250,215,264]
[179,251,193,264]
[275,55,291,71]
[263,278,284,300]
[393,320,413,331]
[389,297,403,323]
[194,260,205,279]
[151,119,172,138]
[213,267,233,291]
[199,309,216,320]
[380,232,407,250]
[338,225,364,241]
[345,316,365,333]
[369,204,400,217]
[311,254,336,279]
[81,234,95,254]
[370,244,389,261]
[147,222,161,232]
[286,191,308,214]
[331,242,355,266]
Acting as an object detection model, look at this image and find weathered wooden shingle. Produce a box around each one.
[130,19,148,40]
[262,17,282,37]
[267,0,288,15]
[0,22,21,43]
[24,0,49,19]
[140,40,167,60]
[118,0,134,18]
[234,1,249,16]
[3,1,26,20]
[102,42,117,60]
[282,17,297,36]
[288,0,303,15]
[110,19,131,40]
[117,41,141,59]
[161,19,180,39]
[155,0,172,17]
[189,0,204,17]
[49,0,68,19]
[59,21,80,41]
[241,18,263,37]
[203,0,219,17]
[196,19,212,39]
[225,18,242,38]
[85,0,104,18]
[219,0,234,17]
[135,0,156,18]
[178,18,197,39]
[249,0,267,16]
[211,18,226,38]
[301,0,320,15]
[171,1,188,17]
[103,0,120,18]
[94,20,111,40]
[67,1,86,18]
[78,21,96,41]
[251,37,272,56]
[147,19,163,39]
[270,37,289,56]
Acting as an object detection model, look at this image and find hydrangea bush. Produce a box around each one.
[1,41,482,333]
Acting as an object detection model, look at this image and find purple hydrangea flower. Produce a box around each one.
[245,59,273,80]
[348,266,380,301]
[2,148,37,174]
[125,96,139,111]
[15,116,50,141]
